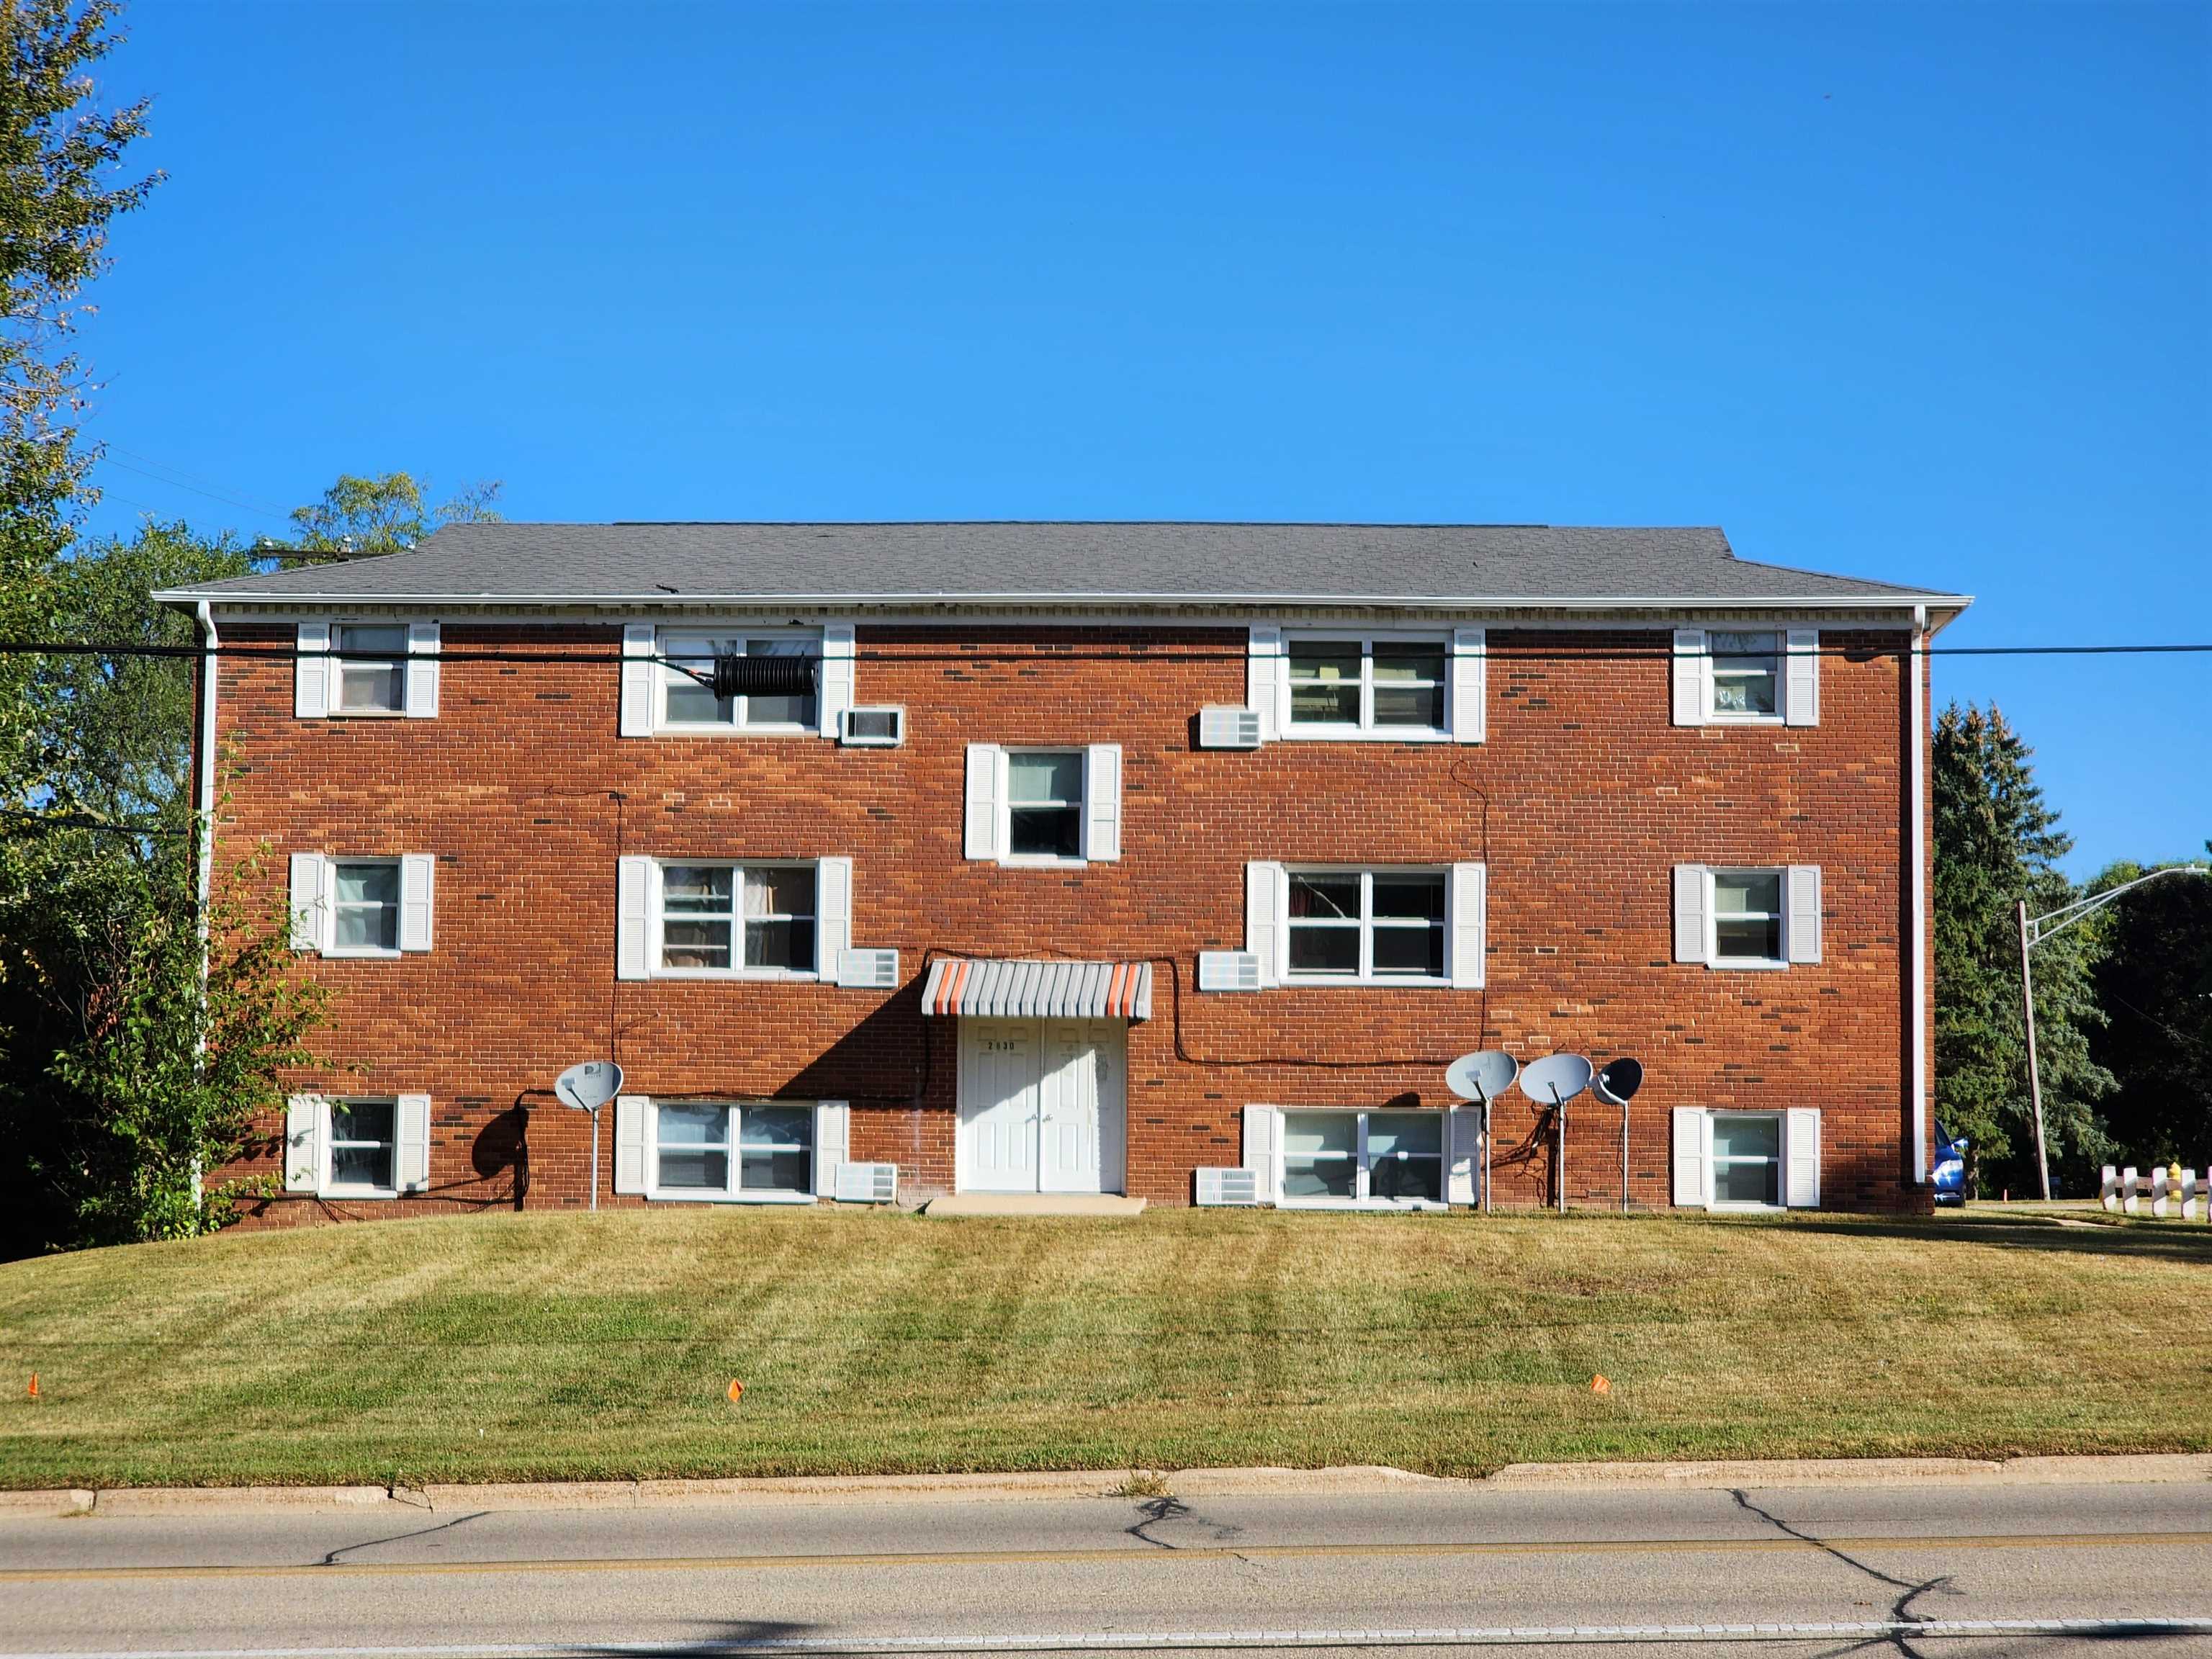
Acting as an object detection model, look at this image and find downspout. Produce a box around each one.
[1908,605,1928,1186]
[191,602,220,1205]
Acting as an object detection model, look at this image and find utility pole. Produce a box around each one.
[2018,865,2208,1204]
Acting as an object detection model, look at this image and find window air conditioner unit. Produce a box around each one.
[835,1161,899,1203]
[1196,1166,1261,1206]
[840,706,905,747]
[836,948,901,989]
[1197,950,1262,992]
[1197,705,1263,750]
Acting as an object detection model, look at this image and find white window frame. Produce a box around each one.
[1706,629,1784,724]
[327,858,403,959]
[1281,629,1453,742]
[323,1097,400,1198]
[649,860,823,981]
[646,1100,817,1205]
[1284,867,1452,986]
[1275,1107,1449,1210]
[1708,866,1789,971]
[328,622,412,717]
[1001,747,1087,866]
[655,627,823,735]
[1705,1110,1786,1212]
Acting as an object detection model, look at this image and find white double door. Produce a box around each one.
[958,1019,1127,1195]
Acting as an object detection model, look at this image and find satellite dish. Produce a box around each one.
[1445,1050,1519,1103]
[554,1059,624,1113]
[1593,1057,1645,1107]
[1519,1053,1593,1106]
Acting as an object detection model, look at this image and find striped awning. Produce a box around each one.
[922,958,1154,1022]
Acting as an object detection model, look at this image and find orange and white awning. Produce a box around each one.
[921,958,1153,1022]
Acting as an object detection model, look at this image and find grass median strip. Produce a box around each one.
[1,1205,2207,1488]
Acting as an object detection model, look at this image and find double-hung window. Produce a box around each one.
[652,1102,814,1200]
[1708,631,1781,720]
[658,863,817,975]
[1712,870,1784,966]
[333,624,409,714]
[1286,636,1447,736]
[1287,870,1447,982]
[1006,751,1082,859]
[1709,1113,1782,1208]
[1280,1109,1444,1205]
[325,1099,397,1194]
[660,632,819,731]
[331,860,401,955]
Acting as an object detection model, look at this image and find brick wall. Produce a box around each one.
[205,618,1930,1222]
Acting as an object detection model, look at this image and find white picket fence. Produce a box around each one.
[2101,1166,2203,1219]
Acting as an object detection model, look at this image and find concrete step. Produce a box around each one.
[922,1193,1148,1218]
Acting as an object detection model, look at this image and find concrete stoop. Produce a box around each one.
[4,1453,2206,1518]
[921,1194,1148,1217]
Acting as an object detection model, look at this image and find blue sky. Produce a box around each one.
[81,1,2206,877]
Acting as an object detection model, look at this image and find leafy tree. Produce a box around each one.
[0,0,158,796]
[283,470,500,562]
[1932,703,2113,1195]
[2086,848,2212,1170]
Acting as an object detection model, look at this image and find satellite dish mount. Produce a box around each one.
[554,1059,625,1211]
[1445,1051,1519,1214]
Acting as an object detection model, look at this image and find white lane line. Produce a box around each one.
[8,1617,2212,1655]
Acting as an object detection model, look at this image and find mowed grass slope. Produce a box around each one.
[1,1207,2207,1488]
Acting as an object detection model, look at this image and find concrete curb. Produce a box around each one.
[3,1453,2204,1518]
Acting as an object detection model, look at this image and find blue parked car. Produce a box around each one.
[1933,1125,1969,1205]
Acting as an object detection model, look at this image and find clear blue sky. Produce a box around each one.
[81,2,2206,878]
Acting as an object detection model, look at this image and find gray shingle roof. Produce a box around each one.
[158,522,1966,609]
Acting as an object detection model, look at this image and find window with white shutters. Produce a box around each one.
[964,745,1122,866]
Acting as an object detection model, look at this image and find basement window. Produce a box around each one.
[325,1099,397,1195]
[652,1102,814,1200]
[1709,1113,1782,1208]
[1279,1109,1445,1208]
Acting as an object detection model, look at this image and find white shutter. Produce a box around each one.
[816,857,853,976]
[284,1095,322,1193]
[1446,1105,1478,1205]
[1449,862,1487,989]
[1786,865,1822,964]
[1449,627,1486,744]
[395,1094,432,1192]
[404,621,440,718]
[1784,629,1820,728]
[1673,864,1710,965]
[288,853,328,952]
[1242,1105,1282,1205]
[613,1095,651,1195]
[398,855,435,953]
[818,622,855,739]
[1244,860,1287,987]
[1671,629,1709,727]
[1083,743,1122,863]
[616,855,654,981]
[619,623,657,737]
[295,623,331,719]
[1784,1107,1821,1208]
[813,1100,850,1198]
[1246,626,1286,742]
[1672,1107,1708,1207]
[963,743,1004,861]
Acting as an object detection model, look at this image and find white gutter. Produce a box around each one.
[191,601,219,1208]
[193,601,218,934]
[1909,604,1929,1185]
[152,588,1975,611]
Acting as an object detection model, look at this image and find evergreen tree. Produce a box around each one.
[2087,847,2212,1169]
[1933,703,2113,1195]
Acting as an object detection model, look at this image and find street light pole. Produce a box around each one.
[2018,864,2208,1204]
[2017,899,2051,1200]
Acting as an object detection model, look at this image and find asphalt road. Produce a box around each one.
[1,1480,2208,1658]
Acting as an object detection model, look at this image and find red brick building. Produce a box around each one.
[161,523,1966,1220]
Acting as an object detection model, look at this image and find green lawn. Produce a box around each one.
[1,1206,2208,1489]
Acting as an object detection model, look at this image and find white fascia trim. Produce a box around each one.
[155,588,1976,613]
